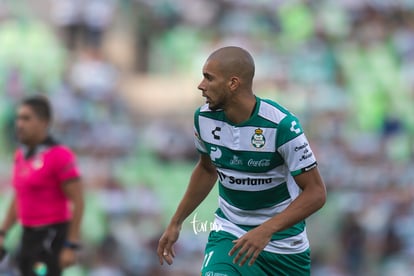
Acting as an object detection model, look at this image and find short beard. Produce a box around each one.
[208,102,224,111]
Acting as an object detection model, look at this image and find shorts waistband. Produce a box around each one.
[23,222,68,232]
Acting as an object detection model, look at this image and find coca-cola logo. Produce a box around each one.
[247,159,270,167]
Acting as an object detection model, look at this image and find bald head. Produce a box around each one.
[207,46,255,87]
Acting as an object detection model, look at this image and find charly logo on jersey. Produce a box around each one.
[290,121,301,134]
[211,127,221,140]
[210,147,222,161]
[251,128,266,148]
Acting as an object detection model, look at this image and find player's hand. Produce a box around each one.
[157,225,180,265]
[228,225,273,266]
[59,248,77,268]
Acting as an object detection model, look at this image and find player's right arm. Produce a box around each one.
[157,153,217,265]
[0,195,17,248]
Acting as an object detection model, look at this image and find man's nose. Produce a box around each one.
[197,81,205,92]
[16,119,26,128]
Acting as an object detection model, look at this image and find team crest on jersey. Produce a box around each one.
[32,157,44,170]
[251,128,266,148]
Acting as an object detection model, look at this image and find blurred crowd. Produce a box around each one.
[1,0,414,275]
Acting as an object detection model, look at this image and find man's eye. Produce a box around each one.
[18,116,30,121]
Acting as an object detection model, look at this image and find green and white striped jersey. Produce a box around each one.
[193,96,317,254]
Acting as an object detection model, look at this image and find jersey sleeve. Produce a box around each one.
[276,115,317,176]
[53,146,81,184]
[193,108,208,153]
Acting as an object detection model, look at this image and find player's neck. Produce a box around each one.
[26,133,49,149]
[225,95,257,125]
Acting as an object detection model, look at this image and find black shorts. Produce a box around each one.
[17,222,68,276]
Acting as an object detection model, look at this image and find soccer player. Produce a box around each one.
[0,95,84,276]
[157,46,327,275]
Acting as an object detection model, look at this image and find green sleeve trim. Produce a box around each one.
[291,169,302,177]
[291,162,317,176]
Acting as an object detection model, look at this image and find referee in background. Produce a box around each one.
[0,95,84,276]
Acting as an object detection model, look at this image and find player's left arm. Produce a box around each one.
[60,178,84,268]
[55,147,84,248]
[262,166,326,232]
[262,114,327,232]
[62,178,84,245]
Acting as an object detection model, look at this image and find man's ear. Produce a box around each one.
[229,77,240,91]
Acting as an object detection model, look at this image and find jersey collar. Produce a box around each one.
[21,136,58,159]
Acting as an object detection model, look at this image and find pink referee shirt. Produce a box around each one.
[12,144,80,227]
